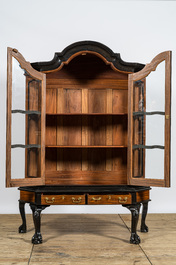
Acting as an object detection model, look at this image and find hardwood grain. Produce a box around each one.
[45,170,127,185]
[164,51,171,187]
[63,89,82,113]
[6,48,12,187]
[46,79,128,90]
[136,190,149,202]
[112,89,128,113]
[45,148,57,171]
[45,116,57,146]
[112,116,127,146]
[46,88,56,113]
[88,89,107,113]
[20,190,35,203]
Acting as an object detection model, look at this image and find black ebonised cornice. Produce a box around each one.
[31,41,145,73]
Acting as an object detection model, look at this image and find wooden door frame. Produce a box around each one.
[128,51,171,187]
[6,48,46,187]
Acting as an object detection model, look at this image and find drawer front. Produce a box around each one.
[41,194,85,205]
[88,194,131,205]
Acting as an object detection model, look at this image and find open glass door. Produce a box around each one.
[128,51,171,187]
[6,48,46,187]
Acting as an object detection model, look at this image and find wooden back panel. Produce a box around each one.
[45,54,128,185]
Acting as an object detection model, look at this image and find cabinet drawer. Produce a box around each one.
[41,194,85,205]
[88,194,131,205]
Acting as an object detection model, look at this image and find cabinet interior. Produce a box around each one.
[45,54,129,185]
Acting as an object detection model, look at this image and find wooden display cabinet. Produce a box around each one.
[6,41,171,244]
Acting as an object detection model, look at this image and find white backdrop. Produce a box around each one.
[0,0,176,214]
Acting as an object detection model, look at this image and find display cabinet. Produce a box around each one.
[6,41,171,244]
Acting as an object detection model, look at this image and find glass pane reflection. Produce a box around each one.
[11,57,41,179]
[132,61,165,180]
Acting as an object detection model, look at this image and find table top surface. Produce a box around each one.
[18,185,151,194]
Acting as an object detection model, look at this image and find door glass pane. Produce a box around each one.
[146,61,165,112]
[133,61,165,180]
[11,57,41,179]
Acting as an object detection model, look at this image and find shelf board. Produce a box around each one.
[45,145,127,148]
[46,113,127,116]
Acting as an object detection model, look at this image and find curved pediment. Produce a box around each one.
[31,41,145,73]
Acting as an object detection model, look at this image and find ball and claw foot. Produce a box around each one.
[19,224,26,233]
[32,232,42,244]
[130,233,141,244]
[141,224,149,233]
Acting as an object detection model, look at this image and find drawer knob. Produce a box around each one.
[45,197,55,203]
[118,196,128,203]
[72,197,82,204]
[92,196,102,201]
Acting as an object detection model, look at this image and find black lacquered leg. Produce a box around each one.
[141,201,149,233]
[30,204,48,244]
[19,200,27,233]
[123,204,141,244]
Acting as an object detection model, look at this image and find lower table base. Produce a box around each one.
[18,185,150,245]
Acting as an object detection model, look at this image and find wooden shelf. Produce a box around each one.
[46,113,127,116]
[45,145,127,148]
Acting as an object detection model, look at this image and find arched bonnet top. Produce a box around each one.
[31,41,145,73]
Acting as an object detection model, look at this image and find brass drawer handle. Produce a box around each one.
[72,197,82,204]
[92,196,102,201]
[45,197,55,203]
[118,197,128,203]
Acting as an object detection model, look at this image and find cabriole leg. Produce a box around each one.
[141,201,149,233]
[30,204,48,244]
[19,200,27,233]
[123,204,141,244]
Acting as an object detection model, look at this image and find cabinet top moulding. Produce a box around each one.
[31,41,145,73]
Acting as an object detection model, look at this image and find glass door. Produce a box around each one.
[6,48,46,187]
[128,51,171,187]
